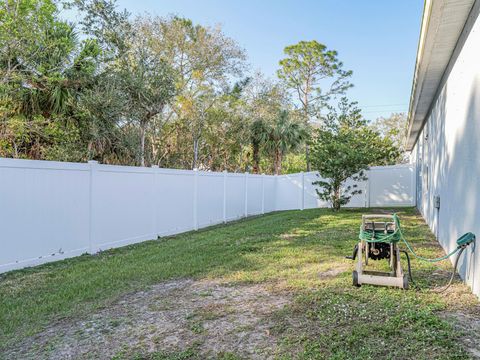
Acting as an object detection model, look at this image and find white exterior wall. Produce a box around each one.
[411,13,480,296]
[0,158,415,273]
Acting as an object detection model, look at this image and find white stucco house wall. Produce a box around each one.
[407,0,480,296]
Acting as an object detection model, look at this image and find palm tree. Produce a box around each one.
[250,118,269,173]
[265,110,306,175]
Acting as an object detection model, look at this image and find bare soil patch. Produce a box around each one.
[4,279,291,359]
[440,310,480,359]
[439,296,480,360]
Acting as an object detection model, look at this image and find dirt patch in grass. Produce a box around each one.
[437,284,480,359]
[440,310,480,359]
[3,279,290,359]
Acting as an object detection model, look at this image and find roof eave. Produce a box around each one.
[405,0,477,151]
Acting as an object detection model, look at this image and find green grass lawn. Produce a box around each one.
[0,208,477,359]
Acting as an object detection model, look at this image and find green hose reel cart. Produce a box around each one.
[346,213,475,290]
[348,214,407,289]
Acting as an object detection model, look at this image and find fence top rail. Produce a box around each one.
[156,168,195,176]
[0,157,89,171]
[0,157,413,177]
[369,164,413,171]
[97,163,155,174]
[197,171,227,178]
[0,157,278,177]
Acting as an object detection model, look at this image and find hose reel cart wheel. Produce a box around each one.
[352,270,360,287]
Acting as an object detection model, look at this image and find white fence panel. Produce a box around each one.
[263,175,276,213]
[368,165,416,207]
[304,172,328,209]
[247,174,263,215]
[92,164,156,251]
[343,177,368,208]
[303,171,366,208]
[156,169,195,236]
[0,157,415,273]
[225,173,245,221]
[197,172,224,227]
[276,173,302,211]
[0,159,90,272]
[301,167,414,209]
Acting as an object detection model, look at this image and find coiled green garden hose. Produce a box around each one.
[359,213,472,263]
[359,213,475,290]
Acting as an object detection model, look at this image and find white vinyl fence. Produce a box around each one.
[276,164,416,211]
[0,158,415,273]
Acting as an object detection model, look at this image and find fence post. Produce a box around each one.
[274,174,278,211]
[261,173,265,214]
[366,169,371,208]
[411,163,417,207]
[151,165,159,237]
[223,170,227,223]
[300,172,305,210]
[244,172,248,217]
[87,160,98,254]
[193,168,198,230]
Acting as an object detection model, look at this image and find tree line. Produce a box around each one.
[0,0,406,176]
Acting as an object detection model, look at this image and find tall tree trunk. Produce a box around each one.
[12,141,18,159]
[192,137,199,169]
[304,82,311,172]
[192,109,204,169]
[333,186,340,211]
[150,119,160,166]
[278,153,283,174]
[252,143,260,174]
[139,122,146,167]
[274,149,281,175]
[151,140,158,166]
[305,143,310,172]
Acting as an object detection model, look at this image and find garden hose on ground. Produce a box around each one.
[359,214,475,290]
[400,250,415,286]
[437,246,467,293]
[400,248,466,292]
